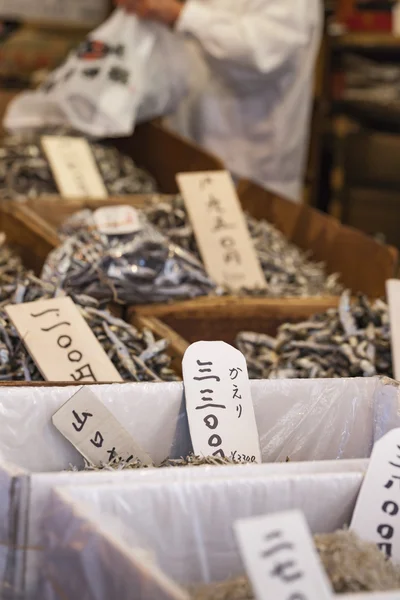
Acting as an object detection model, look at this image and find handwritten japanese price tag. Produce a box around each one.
[53,388,152,466]
[351,428,400,560]
[234,511,333,600]
[182,341,261,463]
[6,297,122,383]
[42,136,108,200]
[386,280,400,380]
[94,205,142,236]
[177,171,266,291]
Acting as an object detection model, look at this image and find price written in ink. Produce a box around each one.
[351,428,400,560]
[182,341,261,463]
[177,171,266,291]
[6,297,122,383]
[42,135,108,199]
[234,511,333,600]
[53,388,152,466]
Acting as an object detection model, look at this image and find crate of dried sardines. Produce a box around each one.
[0,233,187,382]
[0,377,398,597]
[10,184,397,330]
[40,460,400,600]
[0,120,223,203]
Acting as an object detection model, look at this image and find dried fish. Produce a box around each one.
[236,292,392,379]
[42,209,218,305]
[190,530,400,598]
[0,133,157,202]
[0,236,180,381]
[145,195,343,298]
[75,454,242,471]
[42,191,343,305]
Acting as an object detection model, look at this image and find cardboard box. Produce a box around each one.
[0,377,397,596]
[41,472,398,600]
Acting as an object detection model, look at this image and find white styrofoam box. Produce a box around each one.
[0,376,397,596]
[24,459,368,599]
[0,0,109,27]
[41,472,399,600]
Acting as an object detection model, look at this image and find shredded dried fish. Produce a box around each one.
[145,195,343,298]
[0,235,179,381]
[190,531,400,598]
[72,454,242,471]
[0,133,157,202]
[236,292,392,379]
[42,209,218,304]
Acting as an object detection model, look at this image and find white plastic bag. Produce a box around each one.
[4,9,188,137]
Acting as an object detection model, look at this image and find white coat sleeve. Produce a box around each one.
[176,0,315,82]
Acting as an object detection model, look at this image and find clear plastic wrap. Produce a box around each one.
[0,377,398,598]
[41,473,400,600]
[0,378,398,472]
[41,209,218,304]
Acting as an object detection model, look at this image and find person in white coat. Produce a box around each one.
[117,0,322,203]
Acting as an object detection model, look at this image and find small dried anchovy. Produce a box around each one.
[190,530,400,599]
[42,209,218,305]
[0,132,157,202]
[0,237,179,382]
[236,291,392,379]
[145,195,343,298]
[73,455,242,471]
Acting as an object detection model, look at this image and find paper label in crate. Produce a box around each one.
[42,136,108,200]
[6,297,122,383]
[386,280,400,381]
[94,205,141,235]
[182,341,261,463]
[234,510,333,600]
[53,388,152,466]
[351,428,400,560]
[177,171,266,291]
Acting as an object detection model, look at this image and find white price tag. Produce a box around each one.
[234,510,333,600]
[94,205,142,236]
[42,136,108,200]
[53,388,152,466]
[177,171,266,291]
[351,428,400,560]
[182,341,261,463]
[6,297,122,383]
[386,279,400,381]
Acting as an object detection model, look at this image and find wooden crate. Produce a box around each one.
[0,201,187,380]
[111,122,224,194]
[9,181,399,348]
[130,296,340,346]
[238,179,399,298]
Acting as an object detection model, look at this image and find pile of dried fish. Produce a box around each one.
[145,195,342,298]
[0,133,157,201]
[191,530,400,598]
[236,291,392,379]
[0,237,179,381]
[42,209,218,304]
[73,455,241,472]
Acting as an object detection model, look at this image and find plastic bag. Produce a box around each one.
[4,9,188,137]
[41,209,217,304]
[41,473,370,600]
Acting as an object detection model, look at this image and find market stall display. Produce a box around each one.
[0,377,394,598]
[236,292,392,380]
